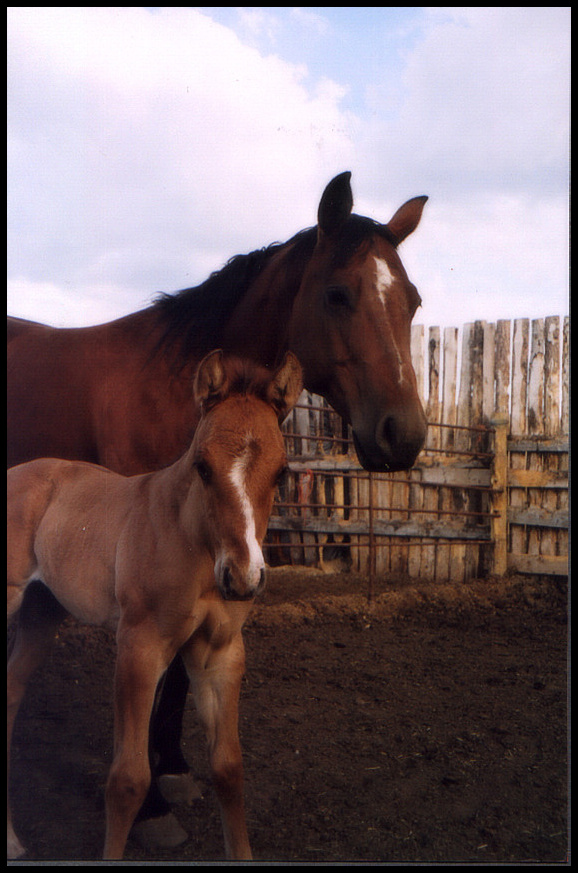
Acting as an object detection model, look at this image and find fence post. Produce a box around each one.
[491,416,509,576]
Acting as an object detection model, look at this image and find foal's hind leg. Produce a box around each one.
[7,584,68,859]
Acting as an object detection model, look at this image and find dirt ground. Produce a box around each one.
[8,569,569,865]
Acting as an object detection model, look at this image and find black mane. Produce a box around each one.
[152,216,397,365]
[152,228,316,363]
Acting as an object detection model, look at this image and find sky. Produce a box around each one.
[7,7,570,331]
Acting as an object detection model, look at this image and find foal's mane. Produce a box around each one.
[152,216,397,366]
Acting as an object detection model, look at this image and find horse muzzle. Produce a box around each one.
[353,406,428,473]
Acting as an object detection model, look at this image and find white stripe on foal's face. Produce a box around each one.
[229,447,265,581]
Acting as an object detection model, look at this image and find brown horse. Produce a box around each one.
[7,172,428,840]
[7,351,303,860]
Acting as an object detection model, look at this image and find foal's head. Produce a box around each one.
[192,350,302,601]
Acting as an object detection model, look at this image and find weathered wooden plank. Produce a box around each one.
[527,320,546,559]
[528,319,545,435]
[542,317,561,559]
[407,325,429,577]
[558,424,569,565]
[491,417,509,576]
[457,323,473,436]
[544,316,561,436]
[426,326,441,451]
[375,473,391,575]
[511,318,529,435]
[494,319,511,418]
[482,321,495,421]
[507,507,569,529]
[268,515,491,541]
[411,324,426,407]
[441,327,458,451]
[408,469,423,578]
[508,553,568,576]
[508,468,568,488]
[470,320,484,426]
[561,315,569,434]
[464,322,485,578]
[507,438,568,453]
[509,318,531,564]
[419,466,491,488]
[439,326,459,579]
[421,324,441,578]
[453,324,474,578]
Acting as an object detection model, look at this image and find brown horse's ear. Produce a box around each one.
[386,195,428,246]
[317,171,353,238]
[268,352,303,421]
[194,349,228,410]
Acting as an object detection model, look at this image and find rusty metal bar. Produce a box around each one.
[265,538,492,549]
[274,502,496,519]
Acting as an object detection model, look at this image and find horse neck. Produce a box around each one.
[219,247,302,368]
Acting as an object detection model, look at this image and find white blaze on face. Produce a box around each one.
[374,256,394,308]
[229,447,265,581]
[373,255,406,385]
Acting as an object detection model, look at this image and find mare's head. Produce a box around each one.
[287,172,428,472]
[192,350,302,601]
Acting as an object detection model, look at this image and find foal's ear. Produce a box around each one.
[386,195,428,246]
[194,349,228,409]
[317,171,353,238]
[269,352,303,421]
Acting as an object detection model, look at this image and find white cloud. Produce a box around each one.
[411,190,570,328]
[7,7,356,324]
[7,7,569,331]
[361,7,570,198]
[352,7,569,326]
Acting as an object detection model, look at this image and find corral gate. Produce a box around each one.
[265,316,569,589]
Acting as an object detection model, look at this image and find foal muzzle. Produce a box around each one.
[216,562,267,601]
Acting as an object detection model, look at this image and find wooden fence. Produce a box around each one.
[264,316,569,586]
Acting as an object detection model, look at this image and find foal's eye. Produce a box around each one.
[195,460,212,485]
[324,285,353,312]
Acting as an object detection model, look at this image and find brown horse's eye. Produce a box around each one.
[194,460,212,485]
[325,285,353,312]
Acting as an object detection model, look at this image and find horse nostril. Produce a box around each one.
[222,566,233,597]
[377,409,427,469]
[380,414,398,451]
[258,567,266,592]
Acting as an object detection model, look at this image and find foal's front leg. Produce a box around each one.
[182,632,252,860]
[103,625,169,860]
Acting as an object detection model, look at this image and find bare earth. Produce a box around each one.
[8,570,569,864]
